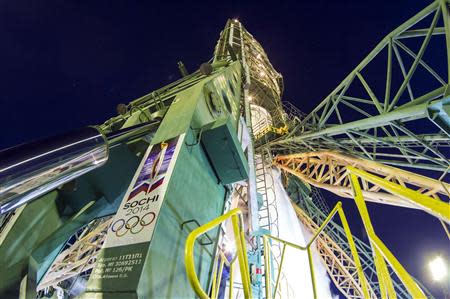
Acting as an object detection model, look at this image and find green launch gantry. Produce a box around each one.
[0,1,449,299]
[1,58,250,298]
[269,0,450,172]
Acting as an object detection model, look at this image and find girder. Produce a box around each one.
[37,216,112,296]
[291,203,376,299]
[268,0,450,172]
[214,19,286,129]
[3,1,448,296]
[274,151,450,210]
[287,179,428,299]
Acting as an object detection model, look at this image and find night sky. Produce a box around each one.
[0,0,448,298]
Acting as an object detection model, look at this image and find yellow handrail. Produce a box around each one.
[210,250,237,299]
[255,125,289,139]
[263,201,370,299]
[347,167,428,298]
[185,166,433,299]
[348,166,450,223]
[184,208,252,299]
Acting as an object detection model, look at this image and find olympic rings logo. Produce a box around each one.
[111,212,156,237]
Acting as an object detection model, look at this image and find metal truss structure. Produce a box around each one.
[24,2,450,298]
[210,4,450,297]
[262,1,450,297]
[214,19,285,128]
[292,201,376,299]
[37,216,112,297]
[98,62,209,136]
[289,184,435,299]
[214,20,289,296]
[274,151,450,209]
[269,0,450,172]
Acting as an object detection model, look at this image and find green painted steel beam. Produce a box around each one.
[273,97,440,143]
[267,0,450,172]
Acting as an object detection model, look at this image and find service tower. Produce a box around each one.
[1,1,449,298]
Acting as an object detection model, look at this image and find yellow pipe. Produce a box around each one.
[373,247,389,299]
[349,172,426,298]
[229,261,234,299]
[184,208,252,299]
[215,259,225,299]
[291,201,371,297]
[305,202,341,248]
[307,247,318,299]
[266,234,307,251]
[231,214,253,298]
[371,234,426,298]
[211,253,220,298]
[347,166,450,223]
[349,173,397,298]
[264,201,370,299]
[273,243,286,297]
[239,215,252,280]
[337,208,371,298]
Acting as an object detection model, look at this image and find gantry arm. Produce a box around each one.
[274,151,450,214]
[269,0,450,172]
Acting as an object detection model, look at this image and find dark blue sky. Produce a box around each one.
[0,0,448,298]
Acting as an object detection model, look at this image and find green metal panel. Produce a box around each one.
[201,117,249,184]
[0,191,61,297]
[79,62,244,298]
[22,144,142,297]
[0,47,245,298]
[137,130,226,298]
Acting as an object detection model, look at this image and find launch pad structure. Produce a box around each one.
[0,1,450,298]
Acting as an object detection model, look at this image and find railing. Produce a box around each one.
[348,166,450,224]
[254,125,288,140]
[185,205,372,299]
[263,201,370,299]
[185,166,439,298]
[346,166,439,298]
[210,250,238,299]
[263,238,296,299]
[184,208,252,299]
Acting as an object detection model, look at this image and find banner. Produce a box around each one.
[104,134,184,248]
[86,135,185,292]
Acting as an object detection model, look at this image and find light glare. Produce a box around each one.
[428,256,448,282]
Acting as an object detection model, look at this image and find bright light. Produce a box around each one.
[248,96,253,101]
[259,71,266,77]
[256,54,261,59]
[428,256,448,282]
[233,18,239,23]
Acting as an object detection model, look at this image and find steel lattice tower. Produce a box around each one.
[0,1,449,299]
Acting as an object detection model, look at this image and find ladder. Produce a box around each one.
[254,148,281,298]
